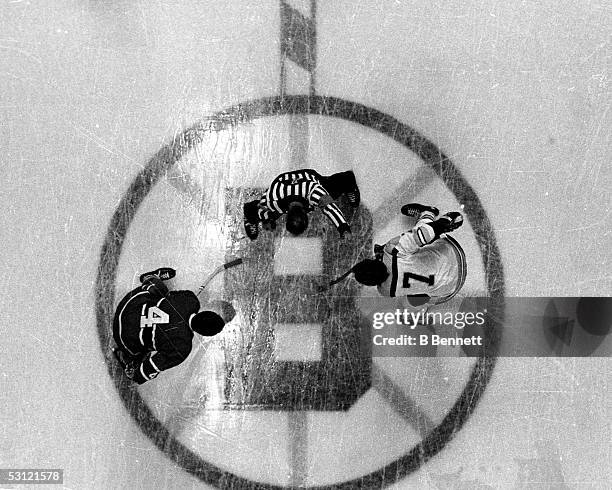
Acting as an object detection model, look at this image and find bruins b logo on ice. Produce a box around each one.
[96,95,504,489]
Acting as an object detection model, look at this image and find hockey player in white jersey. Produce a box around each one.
[346,203,466,305]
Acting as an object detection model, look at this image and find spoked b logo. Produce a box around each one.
[96,95,504,488]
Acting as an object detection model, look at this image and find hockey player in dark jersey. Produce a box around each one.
[330,204,466,306]
[243,169,360,240]
[112,267,235,384]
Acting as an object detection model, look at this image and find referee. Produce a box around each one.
[243,169,359,240]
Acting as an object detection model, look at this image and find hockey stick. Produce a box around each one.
[316,267,354,293]
[319,247,385,293]
[197,258,243,297]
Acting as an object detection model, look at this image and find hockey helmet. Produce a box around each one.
[190,311,225,337]
[352,259,389,286]
[286,201,308,235]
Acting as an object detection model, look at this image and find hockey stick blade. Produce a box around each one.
[317,267,354,293]
[197,258,244,296]
[223,258,243,269]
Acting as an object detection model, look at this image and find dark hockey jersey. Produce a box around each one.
[112,284,200,384]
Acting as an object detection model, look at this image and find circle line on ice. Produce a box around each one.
[95,95,505,489]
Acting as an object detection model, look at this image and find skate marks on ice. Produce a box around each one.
[95,96,504,488]
[222,190,373,411]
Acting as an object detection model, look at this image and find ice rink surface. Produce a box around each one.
[1,1,610,488]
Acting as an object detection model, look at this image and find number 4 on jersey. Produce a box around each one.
[140,306,169,328]
[402,272,435,288]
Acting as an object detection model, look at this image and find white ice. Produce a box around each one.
[1,1,610,489]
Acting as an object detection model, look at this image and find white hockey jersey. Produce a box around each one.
[377,231,466,303]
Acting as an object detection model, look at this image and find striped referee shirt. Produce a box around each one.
[258,170,348,231]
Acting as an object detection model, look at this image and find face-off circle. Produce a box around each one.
[95,95,504,489]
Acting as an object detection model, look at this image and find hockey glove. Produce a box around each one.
[124,364,136,381]
[141,275,169,298]
[113,348,139,382]
[374,244,384,261]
